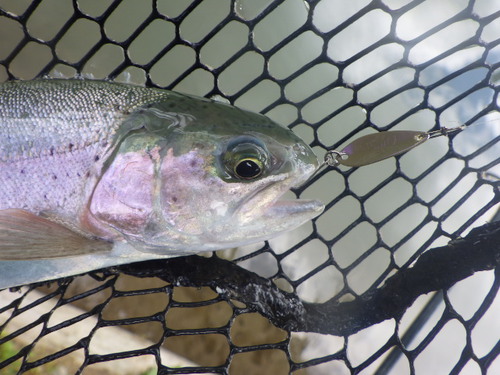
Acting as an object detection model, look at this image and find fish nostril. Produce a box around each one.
[291,142,318,161]
[292,143,306,154]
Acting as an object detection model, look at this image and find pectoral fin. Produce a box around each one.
[0,209,112,260]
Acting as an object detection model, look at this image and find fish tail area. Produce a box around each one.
[0,209,112,260]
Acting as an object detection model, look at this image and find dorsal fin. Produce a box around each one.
[0,209,112,260]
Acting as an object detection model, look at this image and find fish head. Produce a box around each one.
[89,96,324,253]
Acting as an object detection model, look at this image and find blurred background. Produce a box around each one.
[0,0,499,374]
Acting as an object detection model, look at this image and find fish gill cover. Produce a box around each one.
[0,0,499,374]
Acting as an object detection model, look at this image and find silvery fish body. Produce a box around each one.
[0,79,323,289]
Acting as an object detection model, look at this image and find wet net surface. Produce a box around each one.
[0,0,499,374]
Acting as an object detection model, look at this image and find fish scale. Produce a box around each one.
[0,79,168,162]
[0,80,169,215]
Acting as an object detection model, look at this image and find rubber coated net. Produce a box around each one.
[0,0,499,374]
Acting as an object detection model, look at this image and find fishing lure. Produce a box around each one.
[322,126,464,168]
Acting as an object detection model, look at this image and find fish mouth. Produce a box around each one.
[235,169,324,226]
[232,137,325,226]
[263,198,324,218]
[227,174,324,247]
[261,177,324,222]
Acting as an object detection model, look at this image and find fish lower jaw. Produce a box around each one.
[264,199,324,219]
[214,199,324,249]
[136,198,324,252]
[233,198,324,232]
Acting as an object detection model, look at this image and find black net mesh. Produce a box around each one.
[0,0,499,374]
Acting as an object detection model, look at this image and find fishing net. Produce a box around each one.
[0,0,499,374]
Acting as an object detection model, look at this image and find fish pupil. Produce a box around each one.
[235,159,262,179]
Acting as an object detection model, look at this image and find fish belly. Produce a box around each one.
[0,242,171,289]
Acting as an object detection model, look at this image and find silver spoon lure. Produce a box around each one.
[320,126,465,171]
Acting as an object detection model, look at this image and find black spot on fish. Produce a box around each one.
[113,104,130,115]
[192,142,206,150]
[52,174,57,180]
[190,160,197,168]
[49,146,55,156]
[20,169,25,174]
[172,196,178,203]
[68,143,74,152]
[95,155,100,162]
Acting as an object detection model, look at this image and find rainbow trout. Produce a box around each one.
[0,79,323,288]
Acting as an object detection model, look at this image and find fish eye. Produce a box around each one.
[221,138,269,181]
[234,158,263,179]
